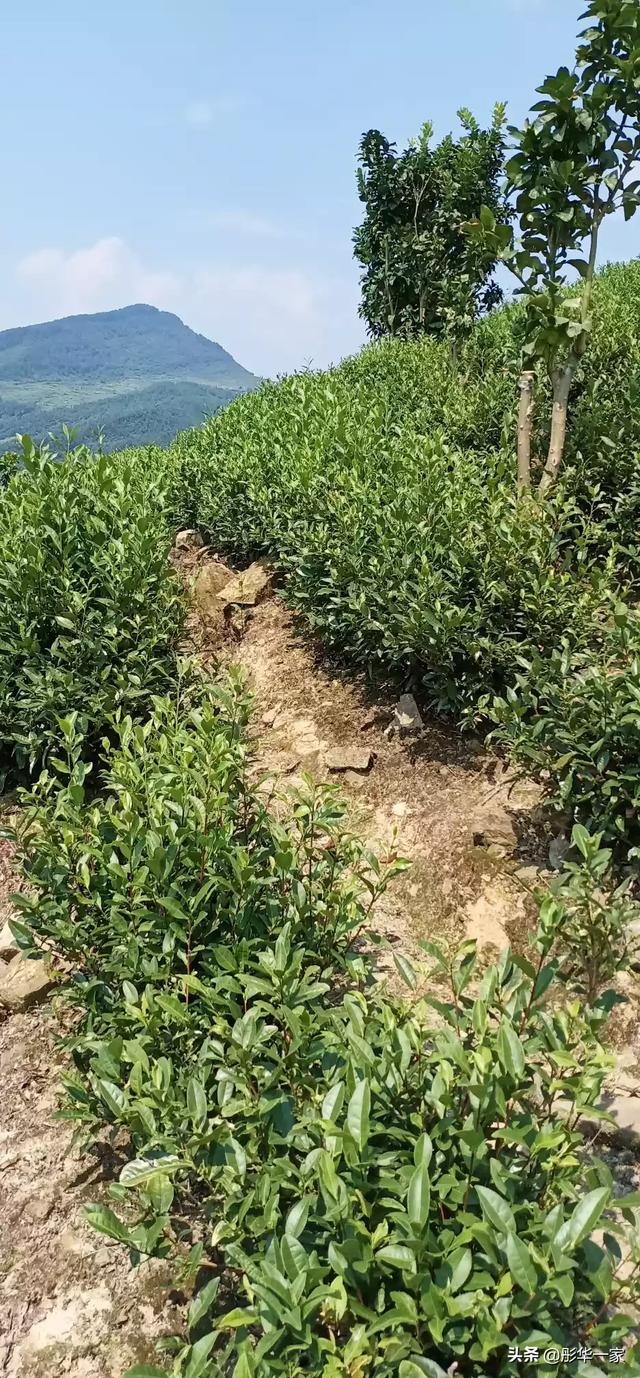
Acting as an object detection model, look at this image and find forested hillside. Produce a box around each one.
[0,303,258,452]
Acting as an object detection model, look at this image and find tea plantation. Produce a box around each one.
[1,255,640,1376]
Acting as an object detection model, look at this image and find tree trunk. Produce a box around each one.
[517,370,535,495]
[538,363,575,498]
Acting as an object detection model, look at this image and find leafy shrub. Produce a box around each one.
[158,265,640,860]
[169,375,609,716]
[489,605,640,860]
[538,825,640,1005]
[10,679,640,1378]
[12,670,402,995]
[0,438,182,782]
[0,448,19,489]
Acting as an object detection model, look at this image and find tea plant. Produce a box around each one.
[538,824,640,1006]
[9,679,640,1378]
[11,670,404,1000]
[0,437,182,783]
[488,604,640,860]
[158,260,640,861]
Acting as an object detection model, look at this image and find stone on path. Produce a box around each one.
[0,952,54,1011]
[175,529,204,550]
[464,886,511,953]
[393,693,423,735]
[0,918,19,961]
[470,805,518,858]
[218,560,273,607]
[326,747,373,774]
[193,560,234,609]
[262,702,283,728]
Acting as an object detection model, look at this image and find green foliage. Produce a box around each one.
[0,447,19,488]
[13,671,398,989]
[465,1,640,490]
[166,337,609,718]
[162,259,640,857]
[0,437,183,783]
[354,107,508,342]
[538,824,640,1006]
[11,681,640,1378]
[488,605,640,860]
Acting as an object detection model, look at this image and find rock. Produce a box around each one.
[175,529,204,550]
[359,707,390,731]
[262,704,282,728]
[0,918,18,961]
[614,1074,640,1097]
[393,693,423,735]
[464,888,510,952]
[0,952,54,1011]
[326,747,373,774]
[193,560,234,609]
[560,1092,640,1147]
[23,1193,55,1222]
[514,865,542,889]
[59,1230,93,1257]
[471,806,518,858]
[589,1095,640,1145]
[21,1285,113,1355]
[217,560,273,607]
[616,1050,639,1072]
[548,833,571,871]
[344,769,366,788]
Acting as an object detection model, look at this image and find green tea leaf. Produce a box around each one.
[476,1186,516,1236]
[376,1244,416,1272]
[506,1232,537,1294]
[407,1157,431,1230]
[347,1078,370,1152]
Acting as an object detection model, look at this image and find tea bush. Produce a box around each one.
[537,825,640,1006]
[9,679,640,1378]
[169,378,610,716]
[159,260,640,858]
[488,605,640,861]
[12,670,400,991]
[0,438,183,783]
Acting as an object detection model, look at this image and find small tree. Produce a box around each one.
[353,107,508,347]
[468,0,640,495]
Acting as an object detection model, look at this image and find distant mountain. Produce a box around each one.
[0,303,259,452]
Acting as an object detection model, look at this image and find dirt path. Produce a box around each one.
[0,545,638,1375]
[198,561,549,973]
[0,984,181,1377]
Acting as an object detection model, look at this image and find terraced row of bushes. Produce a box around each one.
[10,674,640,1378]
[162,260,640,864]
[1,437,639,1374]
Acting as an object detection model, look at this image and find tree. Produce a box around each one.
[467,0,640,495]
[353,107,509,346]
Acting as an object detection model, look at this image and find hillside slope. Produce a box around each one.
[0,303,258,451]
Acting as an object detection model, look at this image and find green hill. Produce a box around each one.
[0,303,259,452]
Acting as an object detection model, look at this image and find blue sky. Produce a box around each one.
[1,0,638,376]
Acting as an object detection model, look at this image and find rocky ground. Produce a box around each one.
[0,537,638,1375]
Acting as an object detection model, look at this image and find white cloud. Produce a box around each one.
[10,236,365,377]
[185,96,244,127]
[17,237,179,317]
